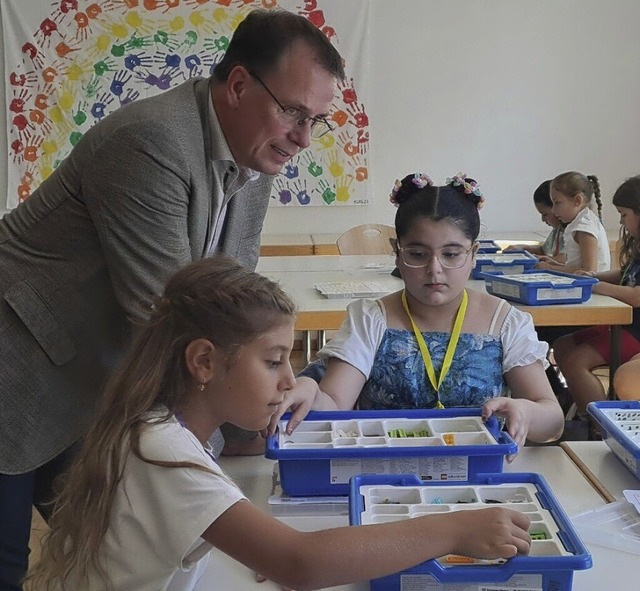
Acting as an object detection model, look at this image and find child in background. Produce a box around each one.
[504,180,566,264]
[27,256,531,591]
[553,175,640,414]
[269,173,564,455]
[613,355,640,400]
[536,171,610,273]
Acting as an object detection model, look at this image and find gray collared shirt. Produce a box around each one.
[206,96,260,255]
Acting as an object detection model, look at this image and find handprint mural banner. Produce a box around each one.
[3,0,370,209]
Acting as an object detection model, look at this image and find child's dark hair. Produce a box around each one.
[391,173,483,242]
[533,180,552,208]
[551,171,603,221]
[612,175,640,267]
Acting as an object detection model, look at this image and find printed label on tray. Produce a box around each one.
[490,283,520,298]
[329,456,469,484]
[399,573,543,590]
[537,287,581,300]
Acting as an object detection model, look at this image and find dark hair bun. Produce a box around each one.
[445,173,485,209]
[389,173,434,207]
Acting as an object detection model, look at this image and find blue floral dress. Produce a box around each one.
[358,329,504,410]
[300,298,548,411]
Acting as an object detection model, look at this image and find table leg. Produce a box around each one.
[303,331,312,365]
[317,329,326,350]
[608,325,621,400]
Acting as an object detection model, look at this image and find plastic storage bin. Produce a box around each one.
[471,250,537,279]
[587,400,640,479]
[265,409,517,496]
[483,270,598,305]
[350,472,592,591]
[476,239,501,253]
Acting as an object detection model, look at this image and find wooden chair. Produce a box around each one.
[336,224,396,255]
[301,224,398,361]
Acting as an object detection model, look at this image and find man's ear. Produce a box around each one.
[225,65,251,109]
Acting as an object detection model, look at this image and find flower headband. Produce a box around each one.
[446,172,485,208]
[389,173,434,206]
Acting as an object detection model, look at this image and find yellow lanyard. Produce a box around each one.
[401,289,469,409]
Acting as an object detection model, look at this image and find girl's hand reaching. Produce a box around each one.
[448,506,531,559]
[481,398,534,462]
[262,377,319,437]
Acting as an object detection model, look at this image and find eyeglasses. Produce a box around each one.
[250,72,334,140]
[397,245,474,269]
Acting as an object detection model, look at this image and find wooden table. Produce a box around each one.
[259,233,314,256]
[194,447,637,591]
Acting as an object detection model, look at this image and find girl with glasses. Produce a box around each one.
[27,256,531,590]
[268,173,564,456]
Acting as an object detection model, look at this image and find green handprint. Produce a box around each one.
[73,108,87,126]
[303,153,323,177]
[318,179,336,205]
[111,44,126,57]
[154,30,170,46]
[83,76,101,98]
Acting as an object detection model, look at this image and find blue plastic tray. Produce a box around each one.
[471,250,538,279]
[266,409,517,496]
[587,400,640,480]
[349,472,592,591]
[483,269,598,305]
[476,239,501,253]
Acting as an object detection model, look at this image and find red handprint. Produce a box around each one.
[60,0,79,12]
[9,89,29,114]
[346,102,369,129]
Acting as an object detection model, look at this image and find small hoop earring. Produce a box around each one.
[198,382,206,392]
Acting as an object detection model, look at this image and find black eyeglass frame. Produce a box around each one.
[249,72,334,139]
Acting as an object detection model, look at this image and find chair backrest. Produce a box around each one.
[336,224,397,255]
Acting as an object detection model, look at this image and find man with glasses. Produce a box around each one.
[0,9,343,590]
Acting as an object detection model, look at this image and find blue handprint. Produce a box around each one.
[110,70,132,97]
[294,179,311,205]
[283,162,299,180]
[90,93,114,120]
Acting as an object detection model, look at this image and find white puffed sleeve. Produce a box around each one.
[500,306,549,372]
[317,298,387,379]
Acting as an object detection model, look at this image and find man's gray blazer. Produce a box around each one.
[0,77,273,474]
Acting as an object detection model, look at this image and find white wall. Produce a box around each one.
[2,0,640,236]
[262,0,640,236]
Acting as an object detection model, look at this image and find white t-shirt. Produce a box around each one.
[564,207,610,271]
[317,297,548,379]
[65,414,246,591]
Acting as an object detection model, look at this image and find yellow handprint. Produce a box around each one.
[326,149,344,178]
[336,174,355,203]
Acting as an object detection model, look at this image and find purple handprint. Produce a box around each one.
[278,188,292,205]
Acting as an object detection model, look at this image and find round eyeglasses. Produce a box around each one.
[250,72,334,140]
[397,245,474,269]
